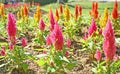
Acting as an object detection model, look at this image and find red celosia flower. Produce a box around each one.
[74,4,79,20]
[88,19,97,36]
[111,7,118,19]
[39,18,45,31]
[95,2,98,10]
[66,39,71,48]
[24,5,28,16]
[21,37,27,47]
[94,49,101,61]
[65,50,69,57]
[50,22,64,50]
[79,5,82,16]
[90,2,99,19]
[6,13,17,44]
[49,9,55,31]
[60,3,63,14]
[56,8,59,21]
[93,9,98,19]
[0,46,5,56]
[103,19,116,61]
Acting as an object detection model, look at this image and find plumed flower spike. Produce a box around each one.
[0,46,5,56]
[50,22,64,50]
[74,4,79,21]
[66,39,71,48]
[6,13,17,44]
[49,9,55,31]
[7,13,16,37]
[79,5,82,16]
[55,8,59,21]
[60,3,63,14]
[88,19,97,36]
[94,49,101,61]
[64,4,70,21]
[103,19,116,61]
[111,6,118,19]
[21,37,27,47]
[24,5,28,16]
[39,18,45,31]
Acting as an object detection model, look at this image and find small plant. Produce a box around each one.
[35,22,75,73]
[92,19,120,74]
[0,13,33,73]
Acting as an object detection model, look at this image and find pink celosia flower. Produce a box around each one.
[39,18,45,31]
[50,22,64,50]
[94,49,101,61]
[42,50,47,54]
[103,19,116,61]
[88,19,97,36]
[9,42,14,50]
[0,46,5,56]
[46,34,52,45]
[114,55,119,61]
[6,13,17,44]
[21,37,27,47]
[65,50,69,57]
[66,39,71,48]
[49,9,55,31]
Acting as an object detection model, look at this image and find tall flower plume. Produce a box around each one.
[46,22,64,50]
[103,19,116,61]
[39,18,45,31]
[6,13,17,44]
[79,5,82,16]
[0,46,5,56]
[24,5,28,16]
[21,37,27,47]
[74,4,79,21]
[50,22,64,50]
[89,2,99,19]
[66,39,71,48]
[20,6,24,17]
[94,49,101,61]
[99,8,108,28]
[64,4,70,21]
[88,19,97,36]
[55,8,59,21]
[111,7,118,19]
[111,0,118,19]
[0,3,4,18]
[34,6,41,22]
[49,9,55,31]
[59,3,63,14]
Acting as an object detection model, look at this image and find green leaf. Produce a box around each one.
[21,63,28,71]
[65,62,76,70]
[92,68,97,73]
[36,58,46,66]
[62,56,70,63]
[0,63,6,68]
